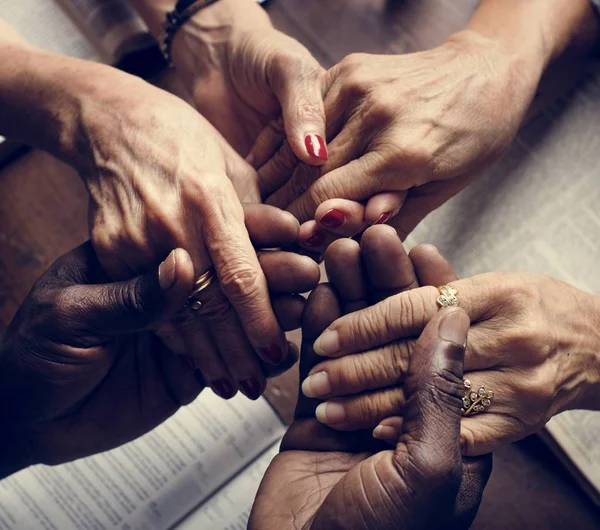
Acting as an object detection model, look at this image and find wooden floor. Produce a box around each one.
[0,0,598,527]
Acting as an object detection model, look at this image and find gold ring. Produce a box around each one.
[185,268,216,311]
[437,285,458,308]
[461,379,494,416]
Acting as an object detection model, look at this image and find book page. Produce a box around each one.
[404,64,600,501]
[175,441,281,529]
[0,0,101,61]
[0,391,285,530]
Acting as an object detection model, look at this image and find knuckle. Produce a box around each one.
[219,263,263,304]
[390,342,411,382]
[366,91,398,125]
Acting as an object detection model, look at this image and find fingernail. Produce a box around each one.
[305,230,325,247]
[313,329,339,356]
[439,309,470,346]
[158,249,178,290]
[260,344,284,365]
[178,355,195,370]
[302,371,332,398]
[373,425,398,442]
[240,378,262,400]
[315,402,345,424]
[320,209,345,229]
[374,212,391,225]
[211,379,235,399]
[305,134,328,161]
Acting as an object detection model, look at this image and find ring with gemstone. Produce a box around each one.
[184,268,216,311]
[436,285,458,308]
[461,379,494,416]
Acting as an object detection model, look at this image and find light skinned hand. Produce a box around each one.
[310,245,600,455]
[254,31,537,251]
[171,0,327,164]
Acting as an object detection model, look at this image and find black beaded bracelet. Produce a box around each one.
[158,0,221,66]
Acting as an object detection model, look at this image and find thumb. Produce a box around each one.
[63,248,194,336]
[396,307,470,470]
[270,53,328,166]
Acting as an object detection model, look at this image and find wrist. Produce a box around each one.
[170,0,271,84]
[554,290,600,414]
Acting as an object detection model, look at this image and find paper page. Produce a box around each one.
[58,0,151,62]
[0,0,101,61]
[0,391,285,530]
[175,441,281,529]
[404,65,600,500]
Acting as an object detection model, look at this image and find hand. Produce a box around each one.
[0,206,317,476]
[171,0,327,163]
[256,31,539,251]
[250,268,491,529]
[76,70,306,398]
[310,253,600,455]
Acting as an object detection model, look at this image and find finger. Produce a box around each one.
[247,117,286,171]
[271,294,306,331]
[302,340,412,400]
[265,162,322,211]
[373,416,403,445]
[262,341,300,379]
[314,387,406,431]
[171,312,237,399]
[396,308,469,468]
[286,152,384,224]
[297,220,339,253]
[409,244,459,286]
[312,275,493,358]
[244,204,299,247]
[266,116,365,219]
[323,238,368,314]
[183,280,266,401]
[259,251,320,294]
[360,225,419,302]
[315,199,369,238]
[202,184,288,365]
[296,284,342,420]
[257,141,302,202]
[450,455,493,530]
[59,248,194,337]
[364,191,406,225]
[270,58,328,166]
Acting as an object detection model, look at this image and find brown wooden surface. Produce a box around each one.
[0,0,599,528]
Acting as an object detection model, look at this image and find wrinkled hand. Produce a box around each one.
[256,31,537,250]
[171,2,327,163]
[250,253,490,529]
[310,248,600,455]
[75,71,310,399]
[0,206,317,475]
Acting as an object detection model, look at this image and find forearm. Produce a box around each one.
[0,20,145,170]
[453,0,597,90]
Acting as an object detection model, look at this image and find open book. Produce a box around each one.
[0,391,285,529]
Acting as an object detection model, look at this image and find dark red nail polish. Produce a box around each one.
[320,209,345,228]
[261,344,284,365]
[178,355,195,370]
[305,134,328,161]
[240,379,262,400]
[305,231,325,247]
[374,212,391,225]
[212,379,235,399]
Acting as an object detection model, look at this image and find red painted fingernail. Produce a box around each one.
[178,355,195,370]
[305,230,325,247]
[261,344,284,365]
[212,379,235,399]
[374,212,391,225]
[240,379,262,400]
[320,209,345,228]
[305,134,328,161]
